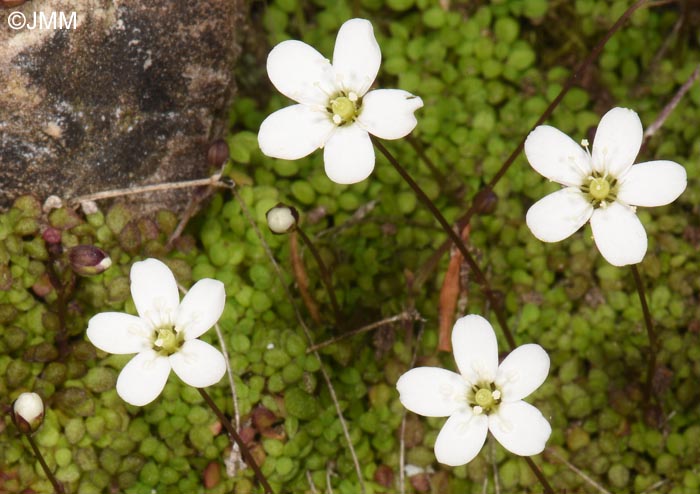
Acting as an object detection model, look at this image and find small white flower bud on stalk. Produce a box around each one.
[266,204,299,234]
[12,392,44,433]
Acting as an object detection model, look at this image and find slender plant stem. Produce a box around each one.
[26,434,65,494]
[197,388,274,494]
[306,311,420,353]
[372,137,516,350]
[46,249,72,360]
[631,265,657,406]
[523,457,554,494]
[296,226,343,328]
[230,186,366,493]
[456,0,647,228]
[406,135,446,184]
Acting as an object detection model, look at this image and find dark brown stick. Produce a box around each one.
[26,434,65,494]
[631,265,657,407]
[198,388,274,494]
[296,226,343,328]
[373,137,516,350]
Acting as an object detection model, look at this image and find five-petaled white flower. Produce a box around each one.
[524,107,687,266]
[258,18,424,185]
[396,315,551,466]
[87,258,226,406]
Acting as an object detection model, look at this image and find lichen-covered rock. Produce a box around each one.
[0,0,242,209]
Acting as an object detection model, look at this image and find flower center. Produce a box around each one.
[152,326,183,356]
[328,92,359,125]
[468,383,502,415]
[588,177,610,200]
[580,171,618,208]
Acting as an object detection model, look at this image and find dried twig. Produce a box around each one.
[306,470,319,494]
[317,200,378,238]
[325,464,336,494]
[399,324,424,494]
[231,186,367,494]
[68,174,226,205]
[644,63,700,141]
[166,186,214,247]
[641,479,669,494]
[177,284,241,467]
[546,448,612,494]
[306,311,421,353]
[490,438,500,494]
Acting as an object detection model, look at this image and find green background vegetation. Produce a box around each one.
[2,1,700,493]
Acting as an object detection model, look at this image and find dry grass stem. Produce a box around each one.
[231,186,366,494]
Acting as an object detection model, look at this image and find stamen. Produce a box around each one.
[473,406,483,415]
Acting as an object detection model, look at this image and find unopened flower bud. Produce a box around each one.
[266,204,298,234]
[474,188,498,215]
[68,245,112,276]
[12,392,44,433]
[42,227,62,245]
[207,139,230,168]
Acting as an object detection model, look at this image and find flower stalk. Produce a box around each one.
[12,393,64,494]
[631,264,657,407]
[26,434,65,494]
[295,226,343,329]
[372,137,516,350]
[198,388,274,494]
[458,0,648,228]
[523,457,554,494]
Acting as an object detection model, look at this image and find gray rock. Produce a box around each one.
[0,0,242,210]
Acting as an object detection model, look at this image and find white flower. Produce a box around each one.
[396,315,551,466]
[524,107,687,266]
[266,204,298,234]
[13,392,44,432]
[87,258,226,406]
[258,18,424,185]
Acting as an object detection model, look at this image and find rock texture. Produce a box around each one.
[0,0,242,210]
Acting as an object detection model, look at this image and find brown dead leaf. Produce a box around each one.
[438,225,470,352]
[290,231,321,324]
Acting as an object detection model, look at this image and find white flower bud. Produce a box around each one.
[266,204,298,234]
[13,392,44,433]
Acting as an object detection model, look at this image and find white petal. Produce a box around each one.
[524,125,591,186]
[176,279,226,341]
[591,107,643,177]
[526,188,593,243]
[451,315,499,385]
[258,105,336,160]
[323,124,374,184]
[116,350,171,407]
[332,18,381,96]
[396,367,469,417]
[267,40,336,106]
[170,340,226,388]
[434,410,488,466]
[489,401,551,456]
[590,202,647,266]
[496,344,550,402]
[87,312,152,355]
[130,259,180,328]
[357,89,423,140]
[616,160,687,207]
